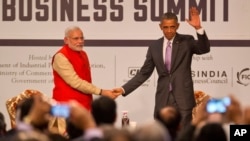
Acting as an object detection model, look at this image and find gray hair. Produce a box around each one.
[133,120,171,141]
[64,26,82,37]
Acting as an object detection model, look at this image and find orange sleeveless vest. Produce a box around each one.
[52,45,93,110]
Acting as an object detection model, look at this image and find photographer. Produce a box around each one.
[176,95,244,141]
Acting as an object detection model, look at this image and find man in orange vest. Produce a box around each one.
[52,26,118,110]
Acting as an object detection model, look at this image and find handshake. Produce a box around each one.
[100,87,124,99]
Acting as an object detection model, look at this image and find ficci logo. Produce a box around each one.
[128,67,140,78]
[237,68,250,86]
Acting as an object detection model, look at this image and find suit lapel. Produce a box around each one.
[157,38,166,71]
[171,34,181,73]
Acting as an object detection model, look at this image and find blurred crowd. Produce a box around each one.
[1,90,250,141]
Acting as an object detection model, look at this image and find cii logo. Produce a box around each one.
[128,67,140,78]
[237,68,250,86]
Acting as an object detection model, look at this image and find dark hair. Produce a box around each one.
[155,106,182,140]
[16,97,35,121]
[91,96,117,125]
[66,119,83,140]
[195,123,227,141]
[0,112,6,136]
[17,96,48,131]
[48,133,69,141]
[161,12,178,22]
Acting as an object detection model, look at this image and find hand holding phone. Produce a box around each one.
[206,97,231,113]
[50,103,70,118]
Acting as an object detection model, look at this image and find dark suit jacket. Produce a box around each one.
[122,32,210,116]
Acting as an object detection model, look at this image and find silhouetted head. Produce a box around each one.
[195,123,227,141]
[155,106,182,140]
[91,96,117,126]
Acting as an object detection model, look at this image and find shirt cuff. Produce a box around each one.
[121,87,126,94]
[196,27,205,35]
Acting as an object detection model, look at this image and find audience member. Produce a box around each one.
[5,89,43,128]
[156,106,182,141]
[91,96,117,126]
[192,91,211,121]
[132,120,171,141]
[48,132,69,141]
[0,112,7,137]
[2,94,53,141]
[2,89,250,141]
[224,95,244,124]
[8,129,51,141]
[4,94,104,141]
[66,119,84,140]
[100,124,133,141]
[176,94,249,141]
[16,95,51,132]
[243,106,250,124]
[194,123,227,141]
[67,100,104,141]
[3,95,50,140]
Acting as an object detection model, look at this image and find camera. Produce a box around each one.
[206,97,231,113]
[50,103,70,118]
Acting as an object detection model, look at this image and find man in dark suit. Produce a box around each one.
[113,7,210,127]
